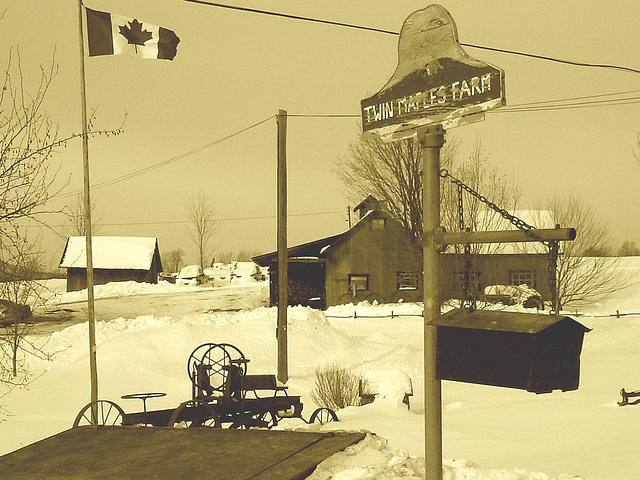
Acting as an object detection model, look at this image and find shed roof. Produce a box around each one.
[59,236,159,270]
[429,308,591,334]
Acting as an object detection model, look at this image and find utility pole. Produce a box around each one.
[420,124,445,480]
[276,109,288,384]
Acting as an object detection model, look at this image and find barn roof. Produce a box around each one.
[59,236,159,270]
[252,210,411,266]
[321,210,410,256]
[252,233,344,267]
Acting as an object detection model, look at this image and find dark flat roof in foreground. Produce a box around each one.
[0,426,366,480]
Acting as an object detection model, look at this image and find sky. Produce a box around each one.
[3,1,640,268]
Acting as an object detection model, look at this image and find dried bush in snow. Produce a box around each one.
[310,364,366,411]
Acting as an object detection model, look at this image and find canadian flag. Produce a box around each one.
[85,8,180,61]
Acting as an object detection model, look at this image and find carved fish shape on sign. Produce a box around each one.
[361,4,506,141]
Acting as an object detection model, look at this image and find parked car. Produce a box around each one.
[158,272,177,284]
[176,265,209,286]
[482,284,544,310]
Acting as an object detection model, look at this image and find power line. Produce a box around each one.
[293,89,640,118]
[499,88,640,108]
[183,0,640,75]
[53,115,273,201]
[182,0,398,35]
[464,44,640,75]
[499,94,640,113]
[47,92,640,205]
[288,114,360,118]
[34,210,344,229]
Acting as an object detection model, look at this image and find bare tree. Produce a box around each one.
[619,241,640,256]
[337,133,454,241]
[0,49,121,390]
[63,192,103,236]
[440,138,521,254]
[0,51,63,388]
[186,193,218,269]
[337,134,519,249]
[216,250,262,263]
[0,227,53,384]
[530,193,633,309]
[0,51,62,233]
[161,248,185,273]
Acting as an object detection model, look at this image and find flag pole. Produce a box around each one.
[77,0,99,423]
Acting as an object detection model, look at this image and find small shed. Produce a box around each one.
[59,236,163,292]
[428,308,591,394]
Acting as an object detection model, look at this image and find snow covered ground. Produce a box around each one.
[2,260,640,479]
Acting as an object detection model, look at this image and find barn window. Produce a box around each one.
[510,270,536,288]
[348,274,369,292]
[371,218,386,230]
[396,271,418,290]
[454,271,481,291]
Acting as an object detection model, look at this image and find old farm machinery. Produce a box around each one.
[73,343,337,429]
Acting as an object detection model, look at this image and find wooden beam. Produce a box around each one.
[436,227,576,246]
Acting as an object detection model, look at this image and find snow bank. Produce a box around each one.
[308,434,584,480]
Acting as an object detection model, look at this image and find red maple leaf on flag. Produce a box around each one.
[118,19,153,53]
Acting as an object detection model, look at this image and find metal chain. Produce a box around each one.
[440,169,544,242]
[457,183,475,309]
[547,241,560,314]
[441,168,560,311]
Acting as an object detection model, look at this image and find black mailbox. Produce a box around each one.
[428,308,591,394]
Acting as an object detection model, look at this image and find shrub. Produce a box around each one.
[310,364,367,410]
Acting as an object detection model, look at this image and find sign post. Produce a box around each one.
[420,124,445,480]
[361,5,505,479]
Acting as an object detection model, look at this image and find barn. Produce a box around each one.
[253,198,553,308]
[59,236,163,292]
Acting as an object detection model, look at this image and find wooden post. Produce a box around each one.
[276,109,288,384]
[77,0,99,423]
[419,124,445,480]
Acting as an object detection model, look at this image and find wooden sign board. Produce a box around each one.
[361,5,505,141]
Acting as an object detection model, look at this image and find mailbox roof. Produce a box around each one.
[429,308,591,334]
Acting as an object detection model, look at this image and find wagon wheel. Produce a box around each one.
[169,399,221,428]
[73,400,125,428]
[187,343,246,393]
[233,410,278,429]
[218,343,247,370]
[308,407,338,425]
